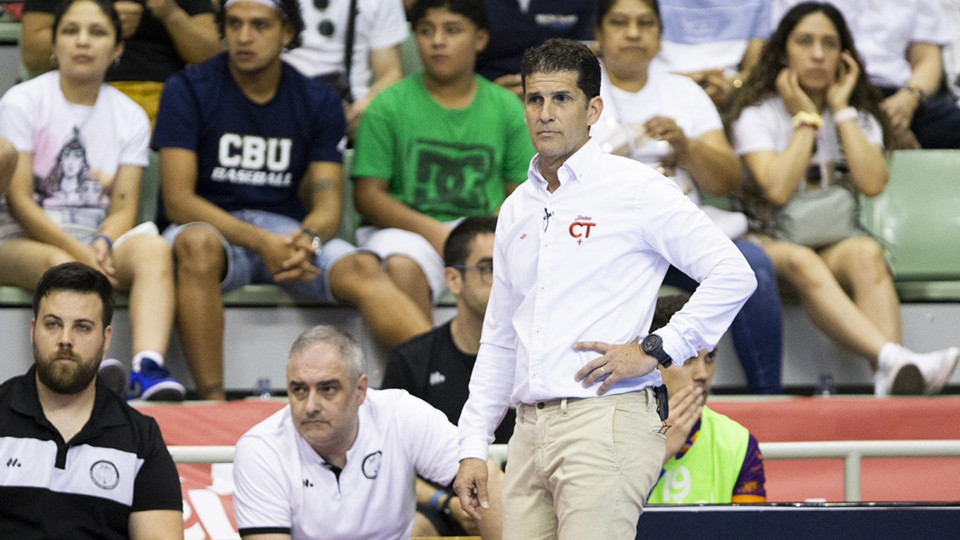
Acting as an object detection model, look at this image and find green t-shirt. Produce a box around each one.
[648,406,750,504]
[352,74,535,222]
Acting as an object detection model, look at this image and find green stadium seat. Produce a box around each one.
[860,150,960,301]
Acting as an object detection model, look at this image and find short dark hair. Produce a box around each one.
[219,0,305,50]
[33,262,114,328]
[53,0,122,45]
[521,38,601,101]
[444,216,497,267]
[408,0,489,31]
[650,292,690,333]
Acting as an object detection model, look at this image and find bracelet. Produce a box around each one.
[833,107,858,124]
[92,233,113,251]
[792,111,823,130]
[429,489,451,511]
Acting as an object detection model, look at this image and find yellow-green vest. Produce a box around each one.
[648,406,749,504]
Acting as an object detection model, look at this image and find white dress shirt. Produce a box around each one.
[458,139,757,460]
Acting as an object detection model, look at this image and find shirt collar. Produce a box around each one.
[10,365,128,433]
[528,138,604,191]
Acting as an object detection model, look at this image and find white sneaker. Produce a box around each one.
[916,347,960,395]
[874,350,911,397]
[874,346,960,397]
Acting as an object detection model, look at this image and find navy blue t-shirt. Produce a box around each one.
[152,53,345,226]
[476,0,595,81]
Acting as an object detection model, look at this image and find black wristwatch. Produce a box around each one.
[641,334,673,368]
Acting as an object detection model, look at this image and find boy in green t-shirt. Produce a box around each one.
[352,0,535,317]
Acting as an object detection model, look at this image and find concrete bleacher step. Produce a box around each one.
[3,283,958,395]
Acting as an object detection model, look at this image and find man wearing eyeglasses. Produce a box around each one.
[381,216,510,538]
[382,216,515,444]
[283,0,408,137]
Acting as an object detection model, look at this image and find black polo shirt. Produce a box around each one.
[0,366,182,539]
[382,322,516,444]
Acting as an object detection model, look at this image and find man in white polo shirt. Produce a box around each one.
[232,324,501,539]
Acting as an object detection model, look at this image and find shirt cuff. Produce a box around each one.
[656,325,695,368]
[459,436,490,462]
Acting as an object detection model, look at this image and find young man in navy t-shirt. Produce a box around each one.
[152,0,432,400]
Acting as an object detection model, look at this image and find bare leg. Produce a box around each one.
[112,235,175,355]
[328,252,432,348]
[0,239,73,289]
[410,512,439,537]
[172,227,228,400]
[383,254,433,320]
[763,240,888,369]
[820,237,902,344]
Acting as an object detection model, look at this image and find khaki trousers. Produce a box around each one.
[502,390,665,540]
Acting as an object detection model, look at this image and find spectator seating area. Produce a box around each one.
[1,147,958,395]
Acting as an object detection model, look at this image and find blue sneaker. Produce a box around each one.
[128,358,186,401]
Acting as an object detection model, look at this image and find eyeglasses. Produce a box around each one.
[451,261,494,282]
[313,0,336,37]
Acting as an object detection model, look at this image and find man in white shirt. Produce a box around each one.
[453,38,757,539]
[233,325,501,539]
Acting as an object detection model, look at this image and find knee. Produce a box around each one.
[335,252,387,284]
[780,245,829,288]
[846,238,889,277]
[172,228,224,278]
[125,236,173,273]
[384,255,427,284]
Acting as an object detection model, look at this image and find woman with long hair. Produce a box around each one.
[728,2,958,396]
[591,0,784,394]
[0,0,184,400]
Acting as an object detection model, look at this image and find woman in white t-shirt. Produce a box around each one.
[728,2,958,396]
[591,0,785,395]
[0,0,184,400]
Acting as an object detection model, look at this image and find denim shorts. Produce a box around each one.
[163,209,358,303]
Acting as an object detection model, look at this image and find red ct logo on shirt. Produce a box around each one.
[569,217,596,244]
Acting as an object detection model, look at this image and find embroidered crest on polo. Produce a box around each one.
[568,215,596,245]
[362,451,382,479]
[89,460,120,490]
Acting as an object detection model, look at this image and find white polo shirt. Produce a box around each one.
[233,389,460,540]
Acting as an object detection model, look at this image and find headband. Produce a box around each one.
[223,0,283,16]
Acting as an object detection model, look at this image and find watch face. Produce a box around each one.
[642,334,662,352]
